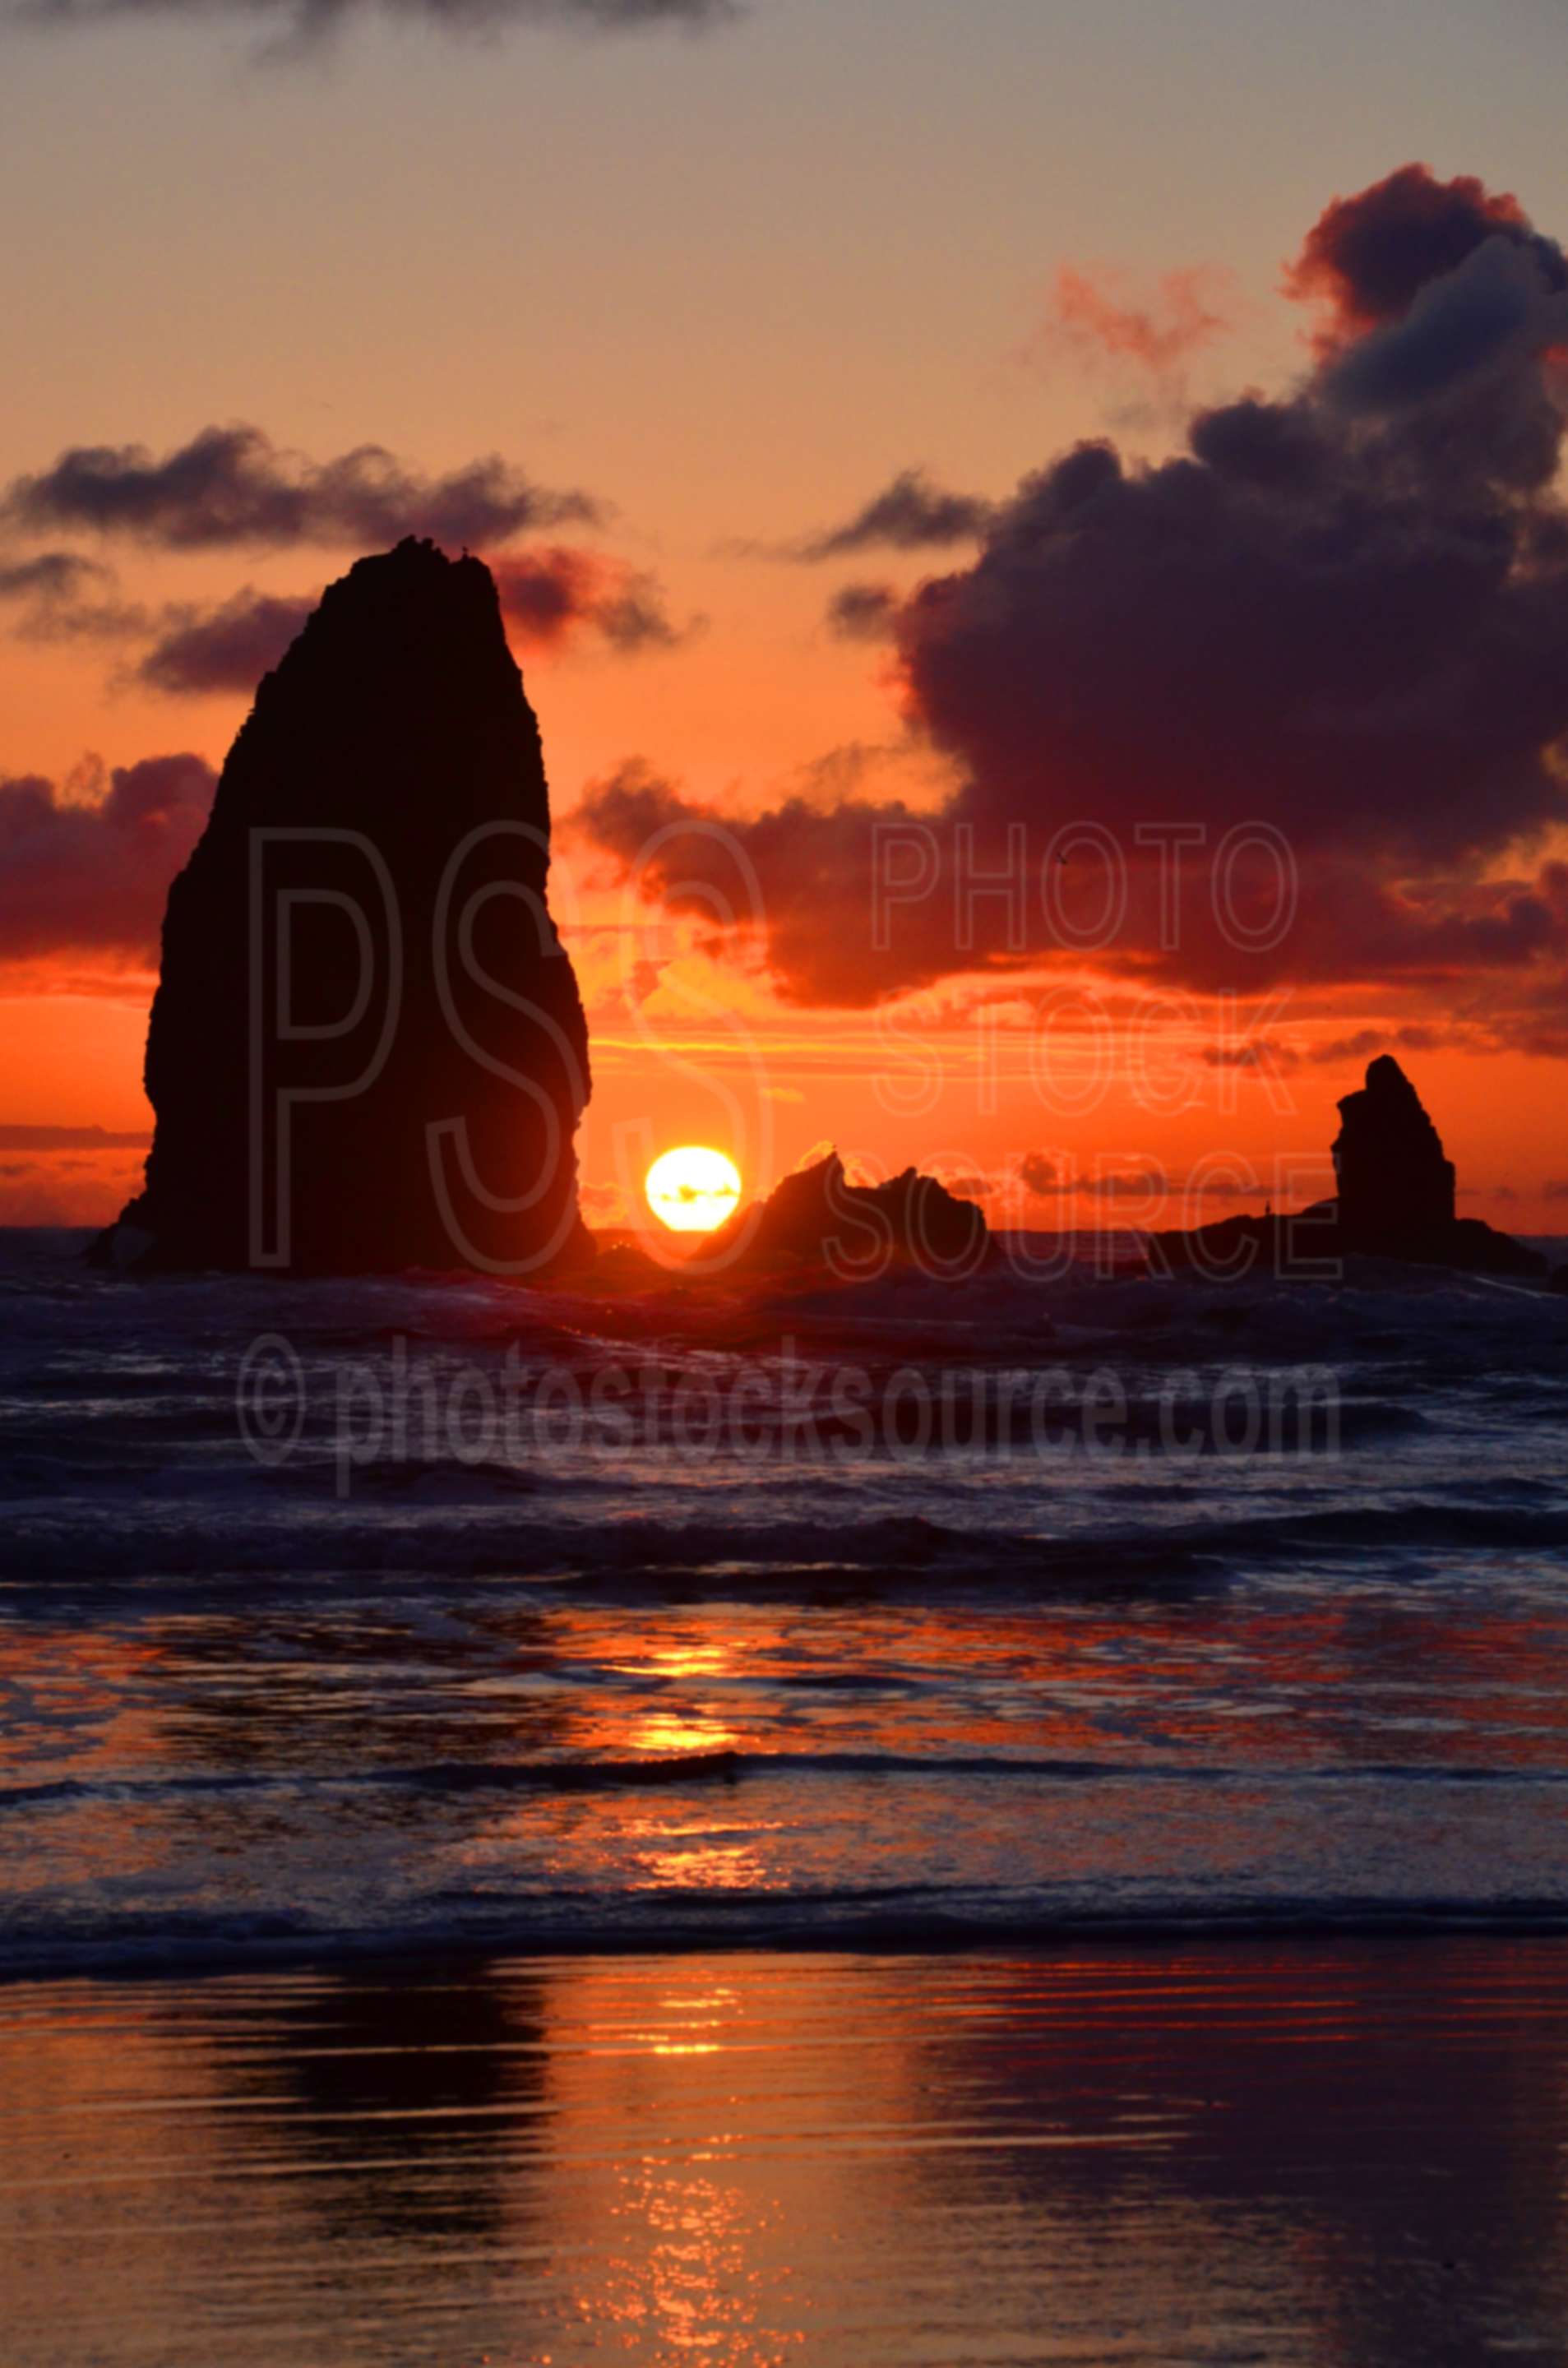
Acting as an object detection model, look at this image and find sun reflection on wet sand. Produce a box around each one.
[4,1946,1568,2366]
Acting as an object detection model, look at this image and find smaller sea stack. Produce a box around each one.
[1150,1056,1544,1280]
[1333,1054,1457,1255]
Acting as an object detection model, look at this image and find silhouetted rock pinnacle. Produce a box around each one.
[95,539,592,1274]
[1332,1053,1456,1253]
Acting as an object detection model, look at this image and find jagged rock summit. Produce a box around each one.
[711,1151,990,1274]
[95,539,592,1274]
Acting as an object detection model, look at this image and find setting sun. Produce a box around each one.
[645,1146,743,1234]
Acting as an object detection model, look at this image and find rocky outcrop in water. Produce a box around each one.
[93,539,592,1274]
[1150,1057,1544,1281]
[711,1152,989,1275]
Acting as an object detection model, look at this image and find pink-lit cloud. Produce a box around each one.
[1047,263,1234,372]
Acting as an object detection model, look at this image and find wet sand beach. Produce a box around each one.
[3,1941,1567,2366]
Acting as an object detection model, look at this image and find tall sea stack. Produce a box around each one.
[96,540,592,1274]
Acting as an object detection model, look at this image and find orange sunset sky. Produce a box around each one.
[2,0,1567,1233]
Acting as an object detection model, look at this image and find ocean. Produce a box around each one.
[3,1228,1568,2362]
[5,1225,1568,1967]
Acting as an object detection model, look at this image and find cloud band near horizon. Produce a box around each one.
[3,0,737,42]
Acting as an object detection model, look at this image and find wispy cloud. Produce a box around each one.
[824,581,899,641]
[2,424,597,553]
[4,0,738,49]
[0,1122,151,1149]
[136,590,316,694]
[492,547,696,655]
[789,469,995,562]
[1042,263,1234,373]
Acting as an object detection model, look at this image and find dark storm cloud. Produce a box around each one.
[575,168,1568,1037]
[575,765,1568,1012]
[2,425,598,553]
[1285,163,1568,490]
[793,469,996,562]
[1308,242,1568,547]
[1284,163,1561,340]
[897,402,1568,871]
[572,759,947,1007]
[0,756,215,962]
[137,588,315,694]
[6,0,735,40]
[897,163,1568,875]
